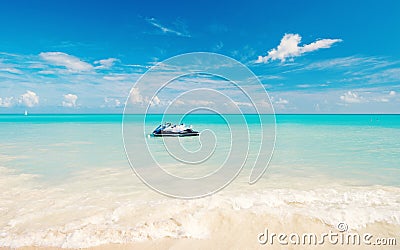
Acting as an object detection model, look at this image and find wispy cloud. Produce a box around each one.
[331,67,400,86]
[177,100,214,106]
[296,84,312,88]
[256,53,400,95]
[0,67,22,74]
[256,33,342,63]
[304,56,367,70]
[94,58,118,69]
[0,51,140,112]
[1,50,398,114]
[40,52,94,72]
[303,56,398,72]
[365,68,400,84]
[39,52,121,73]
[0,59,23,74]
[103,75,127,81]
[145,17,191,37]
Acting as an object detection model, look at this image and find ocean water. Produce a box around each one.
[0,114,399,248]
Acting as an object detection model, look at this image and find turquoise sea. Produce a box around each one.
[0,114,399,248]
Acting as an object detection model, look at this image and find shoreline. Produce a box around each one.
[1,166,400,249]
[8,219,399,250]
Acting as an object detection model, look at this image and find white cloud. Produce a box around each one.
[39,52,93,72]
[234,101,253,107]
[129,88,143,104]
[0,60,23,74]
[187,100,214,106]
[340,91,364,103]
[256,33,342,63]
[0,67,22,74]
[103,75,126,81]
[275,97,289,105]
[94,58,118,69]
[365,68,400,84]
[172,99,185,106]
[127,90,166,107]
[37,70,56,75]
[304,56,381,70]
[170,99,214,106]
[20,90,39,107]
[146,17,191,37]
[0,97,14,107]
[125,64,152,69]
[270,96,290,110]
[297,84,312,88]
[115,99,121,107]
[104,97,121,107]
[62,94,78,107]
[378,98,389,103]
[150,96,161,106]
[389,90,396,96]
[339,90,397,104]
[257,99,273,109]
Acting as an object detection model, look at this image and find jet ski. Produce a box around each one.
[152,123,199,137]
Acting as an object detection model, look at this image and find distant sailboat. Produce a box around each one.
[24,110,28,116]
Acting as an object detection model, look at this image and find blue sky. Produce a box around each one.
[0,0,399,113]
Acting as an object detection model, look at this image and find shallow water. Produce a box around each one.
[0,114,399,248]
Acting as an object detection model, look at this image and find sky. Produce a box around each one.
[0,0,399,114]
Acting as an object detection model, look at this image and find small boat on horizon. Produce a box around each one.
[152,123,199,137]
[24,110,28,116]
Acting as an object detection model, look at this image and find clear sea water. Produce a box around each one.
[0,114,399,248]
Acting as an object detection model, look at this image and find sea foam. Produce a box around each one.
[1,167,399,248]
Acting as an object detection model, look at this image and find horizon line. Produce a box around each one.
[1,113,400,115]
